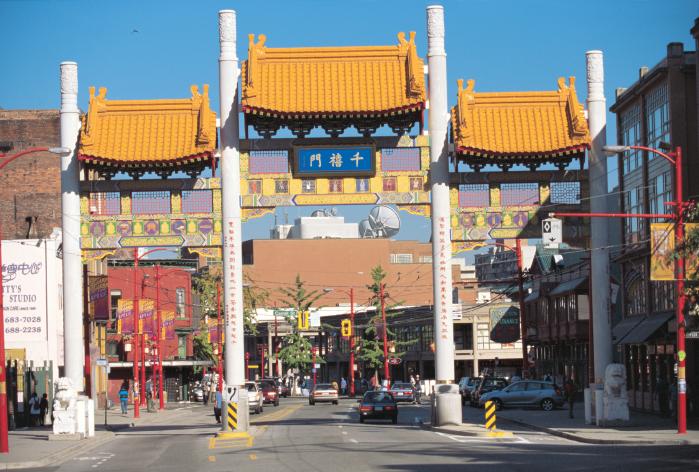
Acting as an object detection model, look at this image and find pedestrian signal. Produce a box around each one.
[341,319,352,338]
[297,310,310,330]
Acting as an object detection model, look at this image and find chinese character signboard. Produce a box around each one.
[489,306,520,344]
[294,140,375,178]
[89,275,109,320]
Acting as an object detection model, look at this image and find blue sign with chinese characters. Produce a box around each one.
[295,145,375,177]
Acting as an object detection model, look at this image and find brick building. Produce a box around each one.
[609,24,698,415]
[0,110,62,239]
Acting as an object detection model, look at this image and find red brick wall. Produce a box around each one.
[0,110,62,240]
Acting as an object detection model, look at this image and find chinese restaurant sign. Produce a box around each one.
[294,144,375,177]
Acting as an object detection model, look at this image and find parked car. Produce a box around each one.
[478,380,565,411]
[470,377,509,407]
[245,381,264,414]
[389,382,415,403]
[189,382,204,402]
[309,383,339,405]
[259,380,280,406]
[458,377,479,405]
[358,391,398,424]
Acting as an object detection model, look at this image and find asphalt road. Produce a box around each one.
[29,398,699,472]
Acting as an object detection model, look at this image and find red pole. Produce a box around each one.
[516,239,528,377]
[675,146,687,435]
[82,265,92,396]
[0,225,10,453]
[550,212,674,220]
[156,265,164,410]
[132,251,140,418]
[380,283,389,384]
[349,288,355,397]
[260,346,265,380]
[313,346,317,386]
[274,314,280,377]
[140,335,146,406]
[217,283,223,393]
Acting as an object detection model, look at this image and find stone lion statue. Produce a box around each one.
[603,363,629,422]
[52,377,78,434]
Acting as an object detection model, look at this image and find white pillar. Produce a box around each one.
[218,10,248,432]
[586,51,612,386]
[60,61,84,391]
[427,5,454,385]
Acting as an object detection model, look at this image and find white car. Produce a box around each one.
[245,382,264,414]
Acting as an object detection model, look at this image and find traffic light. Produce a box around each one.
[297,310,309,330]
[341,319,352,338]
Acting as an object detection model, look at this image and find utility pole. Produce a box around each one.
[348,288,355,397]
[380,284,389,384]
[132,251,140,418]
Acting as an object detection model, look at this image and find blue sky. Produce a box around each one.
[2,0,696,247]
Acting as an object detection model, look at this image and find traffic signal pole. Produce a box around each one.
[349,288,355,396]
[380,284,389,384]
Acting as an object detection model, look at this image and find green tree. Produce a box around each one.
[356,265,416,384]
[192,331,215,375]
[276,275,326,373]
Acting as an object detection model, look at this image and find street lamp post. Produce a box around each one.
[556,143,686,434]
[324,287,356,396]
[0,146,69,453]
[380,283,389,385]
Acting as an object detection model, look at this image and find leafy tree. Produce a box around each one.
[276,275,326,373]
[356,265,416,384]
[192,330,215,375]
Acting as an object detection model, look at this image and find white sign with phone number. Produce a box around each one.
[1,241,46,341]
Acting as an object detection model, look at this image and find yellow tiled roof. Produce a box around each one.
[451,77,590,160]
[79,85,216,166]
[241,32,425,116]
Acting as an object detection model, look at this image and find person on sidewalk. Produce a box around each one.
[119,381,130,415]
[28,392,41,426]
[214,389,223,424]
[39,393,49,426]
[413,375,422,405]
[340,377,347,396]
[564,378,576,419]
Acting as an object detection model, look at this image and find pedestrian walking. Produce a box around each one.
[28,392,41,426]
[564,378,576,418]
[203,382,210,406]
[214,389,223,424]
[413,375,422,404]
[340,377,347,396]
[119,381,130,415]
[39,393,49,426]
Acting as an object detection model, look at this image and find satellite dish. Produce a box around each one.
[311,209,328,217]
[366,205,400,238]
[330,207,338,216]
[359,219,373,238]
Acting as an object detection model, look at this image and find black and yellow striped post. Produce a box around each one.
[227,402,238,431]
[484,400,497,432]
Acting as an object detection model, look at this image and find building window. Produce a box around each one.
[409,177,423,191]
[274,179,289,194]
[382,177,397,192]
[110,290,122,323]
[568,294,577,322]
[500,183,539,206]
[131,191,171,215]
[651,282,674,313]
[89,192,121,215]
[418,255,432,263]
[181,190,213,214]
[355,178,369,192]
[620,103,642,173]
[458,184,490,207]
[577,295,589,320]
[645,83,670,156]
[178,334,187,359]
[624,187,646,244]
[550,182,581,204]
[301,179,316,193]
[453,324,473,350]
[477,322,491,350]
[649,171,672,223]
[176,288,186,318]
[626,277,647,317]
[107,341,119,356]
[329,179,343,193]
[390,253,413,264]
[248,180,262,194]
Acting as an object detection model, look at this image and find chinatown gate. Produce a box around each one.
[69,7,590,430]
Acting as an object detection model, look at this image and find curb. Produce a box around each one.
[498,417,691,446]
[418,421,503,438]
[0,431,116,470]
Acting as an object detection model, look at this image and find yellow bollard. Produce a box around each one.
[483,400,512,438]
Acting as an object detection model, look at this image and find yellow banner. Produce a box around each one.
[650,223,699,281]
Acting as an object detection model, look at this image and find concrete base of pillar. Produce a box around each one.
[434,384,461,426]
[220,388,250,434]
[584,388,593,424]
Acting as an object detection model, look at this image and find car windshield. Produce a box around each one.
[391,383,411,389]
[260,381,275,389]
[315,384,333,390]
[364,392,394,403]
[245,383,257,391]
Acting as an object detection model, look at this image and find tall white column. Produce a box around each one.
[218,10,247,432]
[586,51,612,385]
[427,5,454,385]
[60,62,84,391]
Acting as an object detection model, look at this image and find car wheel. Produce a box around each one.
[493,399,503,411]
[275,400,279,407]
[541,398,554,411]
[310,400,315,406]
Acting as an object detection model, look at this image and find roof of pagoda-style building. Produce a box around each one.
[241,32,426,138]
[451,77,591,171]
[78,85,217,179]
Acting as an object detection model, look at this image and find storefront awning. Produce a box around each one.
[612,317,643,344]
[618,312,674,345]
[548,276,587,297]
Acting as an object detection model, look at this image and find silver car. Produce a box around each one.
[478,380,564,411]
[245,382,264,414]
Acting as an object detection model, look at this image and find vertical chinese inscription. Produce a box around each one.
[438,216,450,340]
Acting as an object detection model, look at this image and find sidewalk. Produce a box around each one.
[0,404,192,470]
[495,403,699,445]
